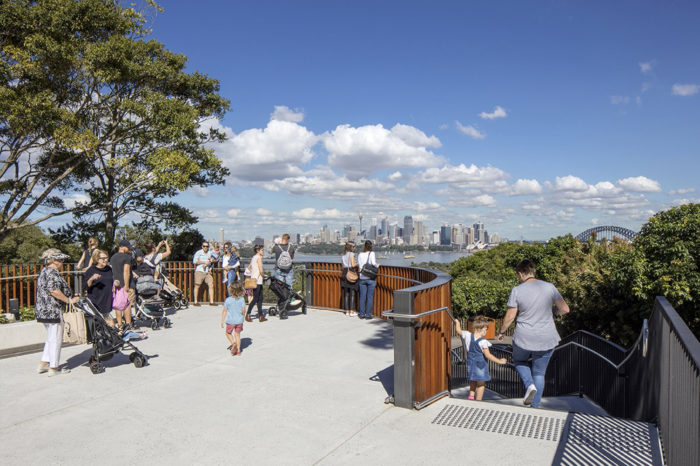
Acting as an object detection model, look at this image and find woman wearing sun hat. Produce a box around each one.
[35,248,80,376]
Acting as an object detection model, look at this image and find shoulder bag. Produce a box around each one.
[360,253,379,280]
[63,302,88,345]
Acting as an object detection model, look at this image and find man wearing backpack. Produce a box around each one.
[272,234,295,288]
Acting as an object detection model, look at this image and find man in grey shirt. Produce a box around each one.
[498,259,570,408]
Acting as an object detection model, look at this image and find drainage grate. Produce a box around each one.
[431,404,563,442]
[556,413,662,466]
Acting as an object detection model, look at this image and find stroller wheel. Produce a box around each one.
[174,300,182,310]
[151,321,159,330]
[302,305,307,315]
[268,306,277,316]
[181,298,189,308]
[90,362,105,374]
[280,310,288,320]
[132,354,146,368]
[164,319,172,329]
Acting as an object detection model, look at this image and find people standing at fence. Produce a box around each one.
[245,244,267,322]
[498,259,570,407]
[192,241,216,306]
[76,237,99,271]
[463,316,507,400]
[35,248,80,376]
[272,233,295,288]
[221,282,246,356]
[110,239,135,330]
[340,242,358,316]
[221,242,240,295]
[83,249,114,325]
[357,240,378,320]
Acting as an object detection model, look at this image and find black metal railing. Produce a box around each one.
[462,297,699,466]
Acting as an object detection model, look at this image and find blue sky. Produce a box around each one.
[145,0,699,241]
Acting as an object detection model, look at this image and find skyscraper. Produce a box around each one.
[403,215,413,245]
[440,225,451,245]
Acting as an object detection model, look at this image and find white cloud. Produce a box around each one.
[256,208,273,216]
[617,176,662,192]
[270,105,304,123]
[226,209,242,217]
[549,175,589,192]
[669,188,695,195]
[511,179,543,196]
[211,119,319,182]
[455,122,486,139]
[590,218,599,225]
[610,95,630,105]
[417,164,509,192]
[672,84,699,96]
[323,123,443,178]
[292,207,344,219]
[388,171,403,181]
[639,61,653,74]
[189,186,209,198]
[268,167,393,200]
[63,193,90,208]
[479,106,507,120]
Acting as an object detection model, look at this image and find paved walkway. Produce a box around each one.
[0,305,657,465]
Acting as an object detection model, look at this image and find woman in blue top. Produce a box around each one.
[221,282,246,356]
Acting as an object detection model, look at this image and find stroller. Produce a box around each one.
[158,270,189,310]
[133,286,172,330]
[267,277,307,320]
[76,298,148,374]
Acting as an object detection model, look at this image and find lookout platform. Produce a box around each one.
[0,305,662,465]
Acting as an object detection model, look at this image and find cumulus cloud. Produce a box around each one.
[672,84,699,96]
[267,167,393,200]
[388,171,403,181]
[256,208,273,216]
[226,209,242,217]
[292,207,344,219]
[549,175,589,192]
[211,119,319,182]
[323,123,442,178]
[416,164,509,192]
[669,188,695,195]
[270,105,304,123]
[479,106,507,120]
[455,122,486,139]
[510,179,543,196]
[63,193,90,208]
[639,61,654,74]
[617,176,662,192]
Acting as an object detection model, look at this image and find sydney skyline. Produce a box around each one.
[57,1,700,241]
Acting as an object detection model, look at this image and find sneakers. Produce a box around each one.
[467,395,475,400]
[48,367,71,377]
[523,384,537,405]
[37,364,48,374]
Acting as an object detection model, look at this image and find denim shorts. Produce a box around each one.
[468,358,491,382]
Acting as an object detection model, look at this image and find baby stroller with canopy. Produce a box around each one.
[133,285,172,330]
[158,270,189,310]
[76,297,148,374]
[267,277,307,320]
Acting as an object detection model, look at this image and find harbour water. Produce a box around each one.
[294,251,471,267]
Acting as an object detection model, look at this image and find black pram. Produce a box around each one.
[133,287,171,330]
[76,298,148,374]
[267,278,307,320]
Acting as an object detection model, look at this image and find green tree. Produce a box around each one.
[0,224,81,264]
[635,203,700,336]
[1,0,230,247]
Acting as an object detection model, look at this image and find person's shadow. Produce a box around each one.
[240,337,253,350]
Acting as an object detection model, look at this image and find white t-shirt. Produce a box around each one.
[461,330,491,351]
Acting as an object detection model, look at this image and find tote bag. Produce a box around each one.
[112,285,130,311]
[63,303,88,345]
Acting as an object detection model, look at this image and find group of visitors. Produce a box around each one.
[34,237,173,375]
[455,259,570,408]
[340,240,378,319]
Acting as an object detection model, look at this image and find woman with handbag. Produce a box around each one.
[357,240,379,320]
[340,242,359,316]
[245,244,267,323]
[35,248,80,376]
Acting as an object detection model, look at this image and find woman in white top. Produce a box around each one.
[340,242,358,316]
[245,245,267,322]
[356,240,379,320]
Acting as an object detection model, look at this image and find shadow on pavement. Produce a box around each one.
[369,364,394,396]
[359,320,393,349]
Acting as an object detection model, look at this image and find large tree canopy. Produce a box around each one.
[0,0,229,246]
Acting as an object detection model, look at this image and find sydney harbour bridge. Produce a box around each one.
[574,225,638,242]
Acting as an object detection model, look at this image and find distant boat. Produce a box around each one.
[404,255,415,259]
[377,255,387,259]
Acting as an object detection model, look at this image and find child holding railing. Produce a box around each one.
[455,316,507,400]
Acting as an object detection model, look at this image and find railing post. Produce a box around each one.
[303,263,313,306]
[393,289,415,409]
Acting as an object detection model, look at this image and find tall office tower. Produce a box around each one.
[490,232,500,243]
[432,231,439,244]
[413,220,424,245]
[466,227,475,245]
[320,224,331,243]
[343,224,353,238]
[219,228,224,244]
[333,230,340,242]
[483,231,490,244]
[473,222,484,243]
[380,217,388,238]
[295,233,301,244]
[368,225,377,240]
[358,214,363,237]
[440,225,451,245]
[403,216,413,244]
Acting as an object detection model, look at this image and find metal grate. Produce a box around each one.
[432,404,564,442]
[556,413,662,466]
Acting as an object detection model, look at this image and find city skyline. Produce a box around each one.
[40,2,700,241]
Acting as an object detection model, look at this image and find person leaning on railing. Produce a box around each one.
[35,248,80,377]
[497,259,570,408]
